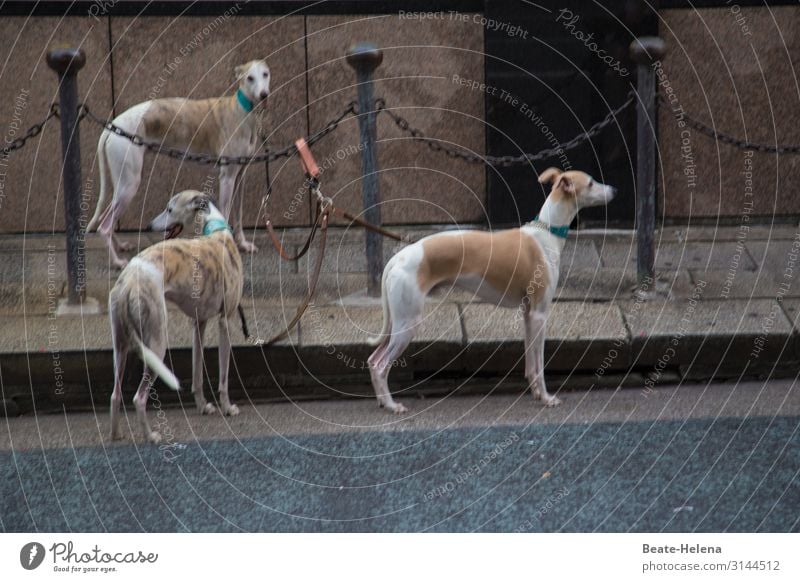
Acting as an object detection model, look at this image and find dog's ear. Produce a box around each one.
[190,193,210,212]
[554,174,576,196]
[234,64,246,79]
[538,167,562,185]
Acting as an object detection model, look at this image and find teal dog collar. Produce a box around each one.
[203,218,231,236]
[532,215,570,239]
[236,88,254,113]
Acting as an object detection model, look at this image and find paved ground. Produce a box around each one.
[3,224,800,415]
[2,225,800,531]
[3,380,798,532]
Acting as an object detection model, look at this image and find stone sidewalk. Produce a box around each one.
[1,222,800,415]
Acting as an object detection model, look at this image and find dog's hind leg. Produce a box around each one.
[100,139,143,269]
[109,306,128,441]
[367,271,422,414]
[133,365,161,444]
[88,132,112,232]
[217,315,239,416]
[192,319,215,415]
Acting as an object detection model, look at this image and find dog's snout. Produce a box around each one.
[260,91,269,101]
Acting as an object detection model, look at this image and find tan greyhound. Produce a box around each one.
[367,168,616,413]
[88,60,270,268]
[109,190,243,444]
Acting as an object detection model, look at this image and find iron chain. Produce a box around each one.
[0,103,59,157]
[376,90,635,167]
[657,95,800,155]
[78,101,358,166]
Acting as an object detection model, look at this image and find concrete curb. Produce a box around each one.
[2,296,798,416]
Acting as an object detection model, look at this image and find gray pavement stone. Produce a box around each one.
[662,224,800,243]
[689,269,800,300]
[623,297,797,376]
[298,303,463,378]
[599,241,757,272]
[556,268,694,301]
[776,299,800,360]
[461,301,628,373]
[559,239,601,270]
[745,239,800,277]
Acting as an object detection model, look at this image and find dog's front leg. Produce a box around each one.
[217,315,240,416]
[192,319,216,415]
[525,309,560,407]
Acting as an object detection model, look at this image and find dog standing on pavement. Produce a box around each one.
[366,168,616,413]
[109,190,243,444]
[88,59,270,269]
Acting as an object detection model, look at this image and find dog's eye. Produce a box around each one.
[168,208,172,214]
[247,75,254,82]
[263,72,268,78]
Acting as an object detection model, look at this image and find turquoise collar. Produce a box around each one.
[533,215,570,239]
[236,88,254,113]
[203,218,231,236]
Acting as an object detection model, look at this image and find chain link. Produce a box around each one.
[0,103,59,157]
[78,101,358,166]
[657,95,800,154]
[377,90,635,167]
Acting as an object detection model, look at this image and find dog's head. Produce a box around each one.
[235,59,271,106]
[537,167,616,211]
[149,190,212,239]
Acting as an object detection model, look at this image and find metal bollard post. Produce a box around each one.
[47,47,98,315]
[346,43,384,297]
[629,37,666,290]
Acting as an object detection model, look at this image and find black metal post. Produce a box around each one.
[346,43,384,297]
[629,37,666,289]
[47,47,86,307]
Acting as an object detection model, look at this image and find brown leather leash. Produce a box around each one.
[246,138,411,347]
[245,139,329,346]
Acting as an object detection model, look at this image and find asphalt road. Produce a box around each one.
[2,380,799,532]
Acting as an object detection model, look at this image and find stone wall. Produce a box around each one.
[0,14,485,233]
[658,6,800,220]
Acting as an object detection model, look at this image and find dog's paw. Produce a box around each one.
[380,400,408,414]
[118,240,134,252]
[147,431,162,444]
[113,258,129,270]
[198,401,217,415]
[237,240,258,254]
[542,395,562,408]
[223,404,240,416]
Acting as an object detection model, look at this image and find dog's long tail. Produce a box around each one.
[366,257,394,347]
[118,283,181,392]
[133,337,181,392]
[87,131,111,232]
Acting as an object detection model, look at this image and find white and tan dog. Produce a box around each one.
[109,190,243,444]
[88,60,270,268]
[367,168,616,413]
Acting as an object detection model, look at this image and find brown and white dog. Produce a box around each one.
[88,60,270,268]
[366,168,616,413]
[109,190,243,444]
